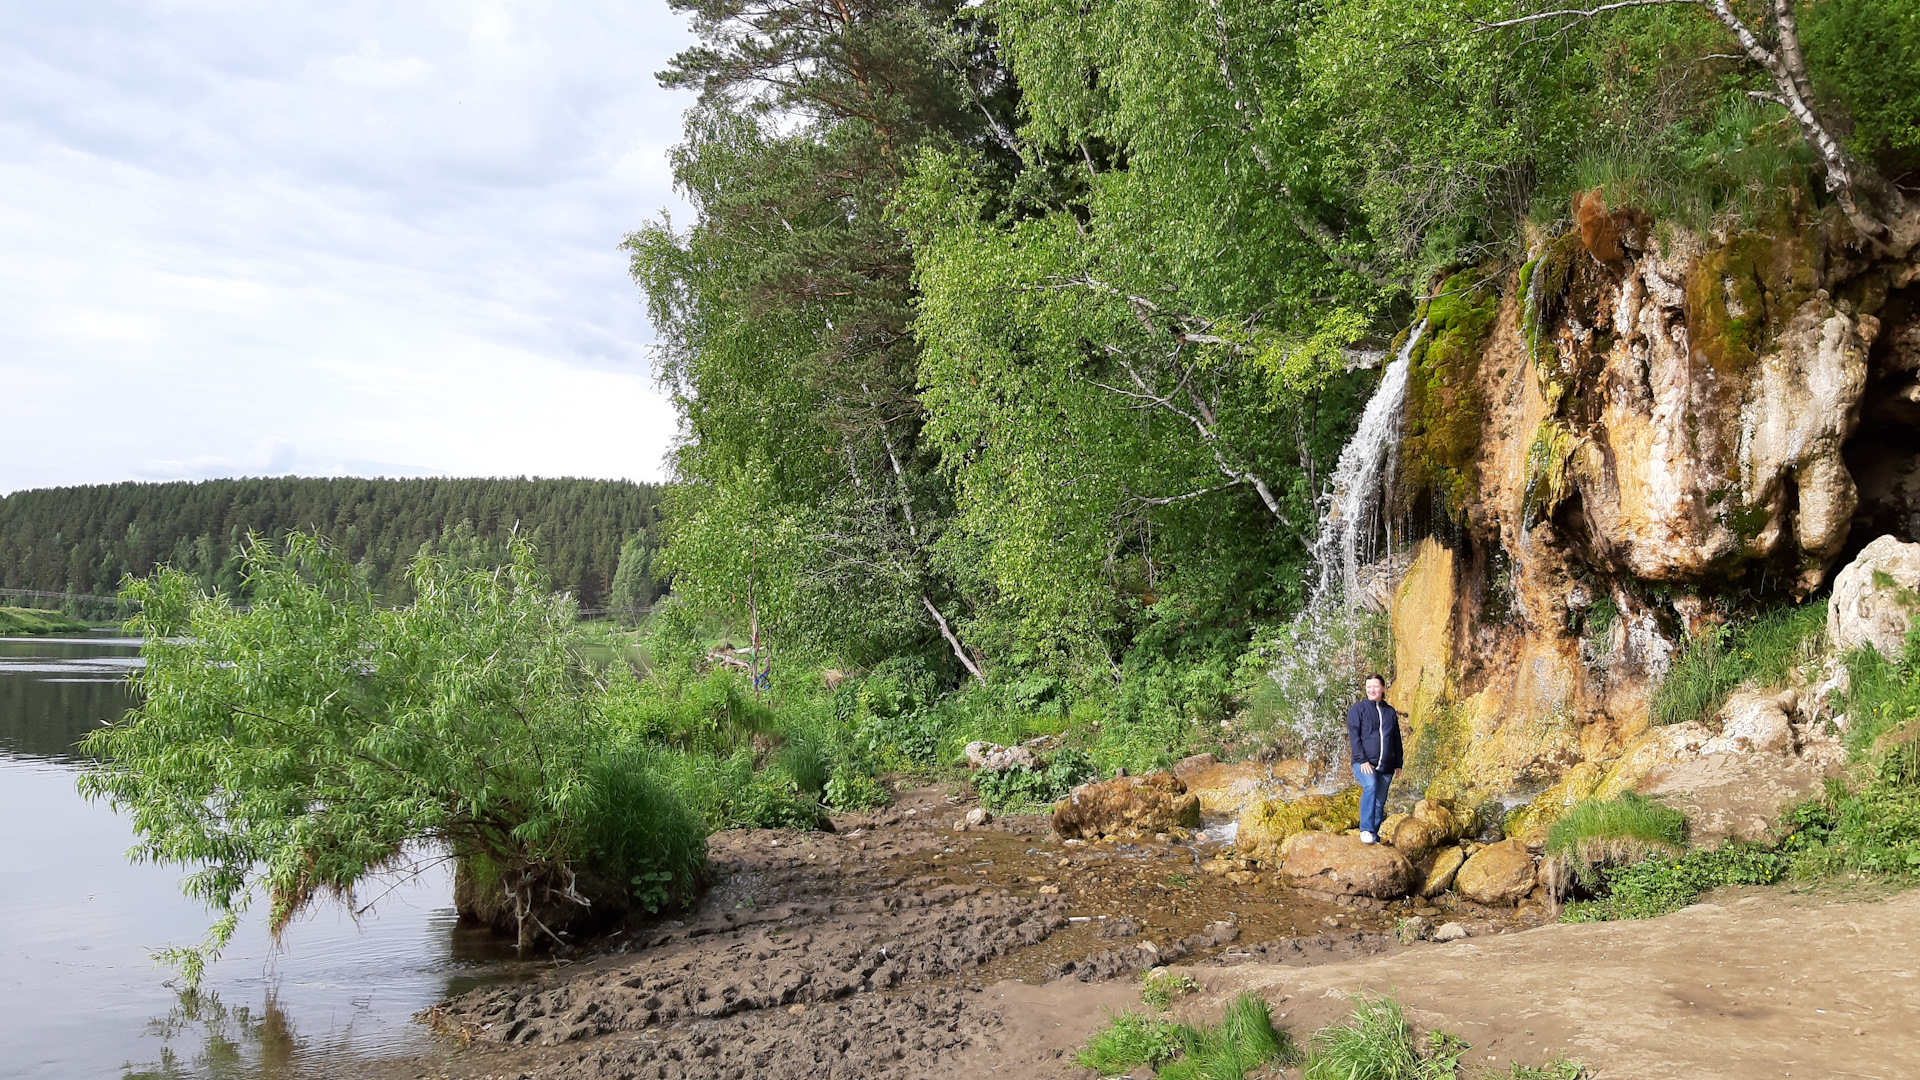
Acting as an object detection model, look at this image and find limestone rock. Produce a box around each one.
[1279,832,1413,899]
[963,741,1037,772]
[1390,815,1443,857]
[1419,845,1467,899]
[1829,535,1920,659]
[1235,787,1362,859]
[1432,921,1472,942]
[1395,915,1431,945]
[1183,760,1274,817]
[1051,773,1200,839]
[964,807,993,828]
[1172,753,1218,782]
[1412,798,1461,841]
[1455,838,1537,906]
[1703,689,1797,756]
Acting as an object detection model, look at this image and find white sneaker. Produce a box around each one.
[1359,831,1376,845]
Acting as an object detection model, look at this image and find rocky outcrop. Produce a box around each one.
[1278,832,1412,899]
[1829,535,1920,658]
[963,741,1037,772]
[1235,788,1361,860]
[1455,839,1537,906]
[1050,773,1199,839]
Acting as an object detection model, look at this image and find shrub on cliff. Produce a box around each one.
[80,532,707,985]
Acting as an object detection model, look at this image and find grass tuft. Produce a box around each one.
[1077,993,1289,1079]
[1652,601,1826,727]
[1543,792,1687,891]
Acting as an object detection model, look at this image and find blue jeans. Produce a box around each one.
[1352,763,1393,836]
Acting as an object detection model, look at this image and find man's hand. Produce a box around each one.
[1358,762,1374,775]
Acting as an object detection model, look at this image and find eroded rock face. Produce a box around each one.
[1455,839,1536,906]
[1050,773,1199,839]
[1705,689,1798,756]
[1830,535,1920,658]
[1278,832,1412,899]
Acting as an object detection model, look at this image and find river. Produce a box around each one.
[0,634,519,1079]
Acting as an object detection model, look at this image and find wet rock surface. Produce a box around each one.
[1050,771,1201,839]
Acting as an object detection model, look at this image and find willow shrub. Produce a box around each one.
[80,532,707,985]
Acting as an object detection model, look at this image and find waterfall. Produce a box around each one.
[1255,320,1425,776]
[1310,321,1425,604]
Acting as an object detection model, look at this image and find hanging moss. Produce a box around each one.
[1684,220,1820,380]
[1401,271,1500,516]
[1522,419,1579,527]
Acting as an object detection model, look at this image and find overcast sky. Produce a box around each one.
[0,1,695,495]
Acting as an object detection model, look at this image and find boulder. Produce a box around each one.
[1829,535,1920,659]
[1172,753,1218,782]
[1704,689,1798,755]
[1412,798,1461,840]
[964,741,1037,772]
[1432,921,1472,942]
[1278,832,1413,899]
[1051,773,1200,839]
[1419,845,1466,899]
[1182,760,1274,817]
[964,807,993,827]
[1389,815,1443,857]
[1235,787,1362,859]
[1455,838,1537,906]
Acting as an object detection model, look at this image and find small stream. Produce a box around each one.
[0,634,520,1080]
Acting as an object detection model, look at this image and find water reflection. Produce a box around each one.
[0,634,519,1079]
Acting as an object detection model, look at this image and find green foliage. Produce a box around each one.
[1077,993,1289,1080]
[974,748,1098,812]
[78,532,706,983]
[1142,970,1200,1012]
[0,606,89,635]
[1802,0,1920,175]
[1545,793,1688,888]
[1561,845,1782,922]
[824,766,890,811]
[1077,1011,1190,1074]
[1652,601,1827,726]
[1303,992,1465,1080]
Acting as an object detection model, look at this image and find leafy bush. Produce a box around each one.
[824,766,889,811]
[1561,845,1782,922]
[1544,793,1688,889]
[1653,601,1826,726]
[974,748,1098,811]
[1077,1011,1190,1074]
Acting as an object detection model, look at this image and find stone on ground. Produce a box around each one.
[1051,773,1200,839]
[1278,832,1413,899]
[1235,787,1361,859]
[1419,845,1467,899]
[1830,535,1920,659]
[1432,921,1471,942]
[1455,838,1537,905]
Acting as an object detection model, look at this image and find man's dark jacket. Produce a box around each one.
[1346,699,1404,771]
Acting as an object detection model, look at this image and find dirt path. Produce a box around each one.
[1157,885,1920,1080]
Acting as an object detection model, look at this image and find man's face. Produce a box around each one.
[1365,678,1384,701]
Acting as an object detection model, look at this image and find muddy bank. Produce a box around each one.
[369,784,1511,1079]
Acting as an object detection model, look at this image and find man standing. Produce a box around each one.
[1346,674,1403,845]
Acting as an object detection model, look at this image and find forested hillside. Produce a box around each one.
[635,0,1919,732]
[0,477,666,608]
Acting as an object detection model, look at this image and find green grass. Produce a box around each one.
[1544,793,1687,889]
[1652,601,1826,727]
[1077,993,1290,1079]
[1561,844,1782,922]
[1143,970,1200,1011]
[1304,992,1463,1080]
[0,607,91,636]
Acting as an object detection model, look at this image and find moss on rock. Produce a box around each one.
[1402,271,1500,515]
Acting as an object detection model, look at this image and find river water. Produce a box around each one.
[0,634,518,1079]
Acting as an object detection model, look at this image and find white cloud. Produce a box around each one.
[0,0,697,495]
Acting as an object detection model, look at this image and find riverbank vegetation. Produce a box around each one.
[0,606,90,636]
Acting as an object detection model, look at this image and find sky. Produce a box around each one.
[0,0,696,495]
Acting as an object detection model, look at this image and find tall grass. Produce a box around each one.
[1652,601,1826,726]
[1543,793,1687,890]
[1304,992,1460,1080]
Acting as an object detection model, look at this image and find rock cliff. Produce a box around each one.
[1382,191,1920,804]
